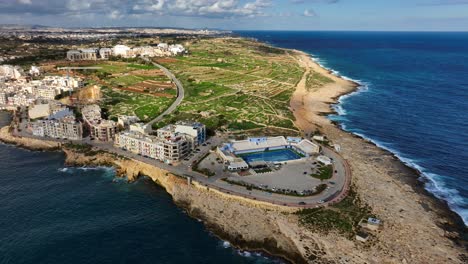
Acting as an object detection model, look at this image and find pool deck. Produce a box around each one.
[238,148,303,164]
[196,141,350,207]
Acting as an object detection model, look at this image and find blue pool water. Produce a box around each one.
[239,149,302,164]
[237,31,468,225]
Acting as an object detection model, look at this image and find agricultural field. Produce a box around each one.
[59,61,176,122]
[100,86,173,122]
[153,37,306,133]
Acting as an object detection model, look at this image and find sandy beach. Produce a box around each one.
[289,50,467,262]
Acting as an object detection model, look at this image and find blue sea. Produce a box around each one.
[0,111,278,263]
[237,31,468,225]
[2,32,468,264]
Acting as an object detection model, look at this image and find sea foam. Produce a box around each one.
[312,53,468,226]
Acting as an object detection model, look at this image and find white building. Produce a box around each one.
[157,121,206,149]
[112,45,132,58]
[99,48,113,59]
[0,65,24,80]
[157,43,169,50]
[115,130,191,162]
[0,91,8,105]
[66,48,98,61]
[31,109,83,140]
[33,86,58,100]
[29,66,41,77]
[168,44,185,55]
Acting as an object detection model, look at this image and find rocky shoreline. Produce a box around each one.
[0,39,466,263]
[0,126,310,263]
[290,49,467,262]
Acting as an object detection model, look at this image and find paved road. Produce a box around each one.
[14,116,351,208]
[88,140,351,208]
[141,57,185,130]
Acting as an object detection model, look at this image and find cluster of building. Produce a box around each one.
[29,101,83,140]
[66,43,186,61]
[0,65,83,106]
[115,121,206,163]
[216,136,321,171]
[28,102,122,142]
[82,104,118,142]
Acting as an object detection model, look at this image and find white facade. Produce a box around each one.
[112,45,132,57]
[29,66,41,76]
[0,65,24,79]
[31,111,83,140]
[115,131,191,162]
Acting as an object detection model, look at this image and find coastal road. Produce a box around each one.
[13,122,351,208]
[141,57,185,130]
[87,139,351,208]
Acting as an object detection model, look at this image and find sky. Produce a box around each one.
[0,0,467,31]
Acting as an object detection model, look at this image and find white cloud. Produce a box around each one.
[17,0,32,4]
[303,8,315,17]
[3,0,273,19]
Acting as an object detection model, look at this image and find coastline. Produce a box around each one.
[292,49,467,230]
[0,37,466,263]
[0,126,307,264]
[294,48,467,229]
[289,49,467,261]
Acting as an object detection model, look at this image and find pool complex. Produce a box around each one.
[238,149,302,163]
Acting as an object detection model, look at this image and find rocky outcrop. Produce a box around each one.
[44,144,306,263]
[113,157,307,263]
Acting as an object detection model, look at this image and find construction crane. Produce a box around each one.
[56,66,102,104]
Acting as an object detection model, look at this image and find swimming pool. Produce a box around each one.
[239,149,302,163]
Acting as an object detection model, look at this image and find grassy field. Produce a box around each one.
[306,71,334,91]
[295,188,373,238]
[152,37,308,134]
[100,86,173,122]
[70,61,175,122]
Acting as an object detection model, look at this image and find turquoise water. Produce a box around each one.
[239,149,301,164]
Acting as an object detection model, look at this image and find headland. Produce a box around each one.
[0,33,466,263]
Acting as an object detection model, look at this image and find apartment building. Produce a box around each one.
[157,121,206,149]
[31,110,83,140]
[115,131,191,163]
[82,104,117,141]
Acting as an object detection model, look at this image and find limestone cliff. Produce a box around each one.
[0,126,60,151]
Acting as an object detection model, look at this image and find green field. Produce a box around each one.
[101,86,173,122]
[73,61,175,122]
[153,38,308,134]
